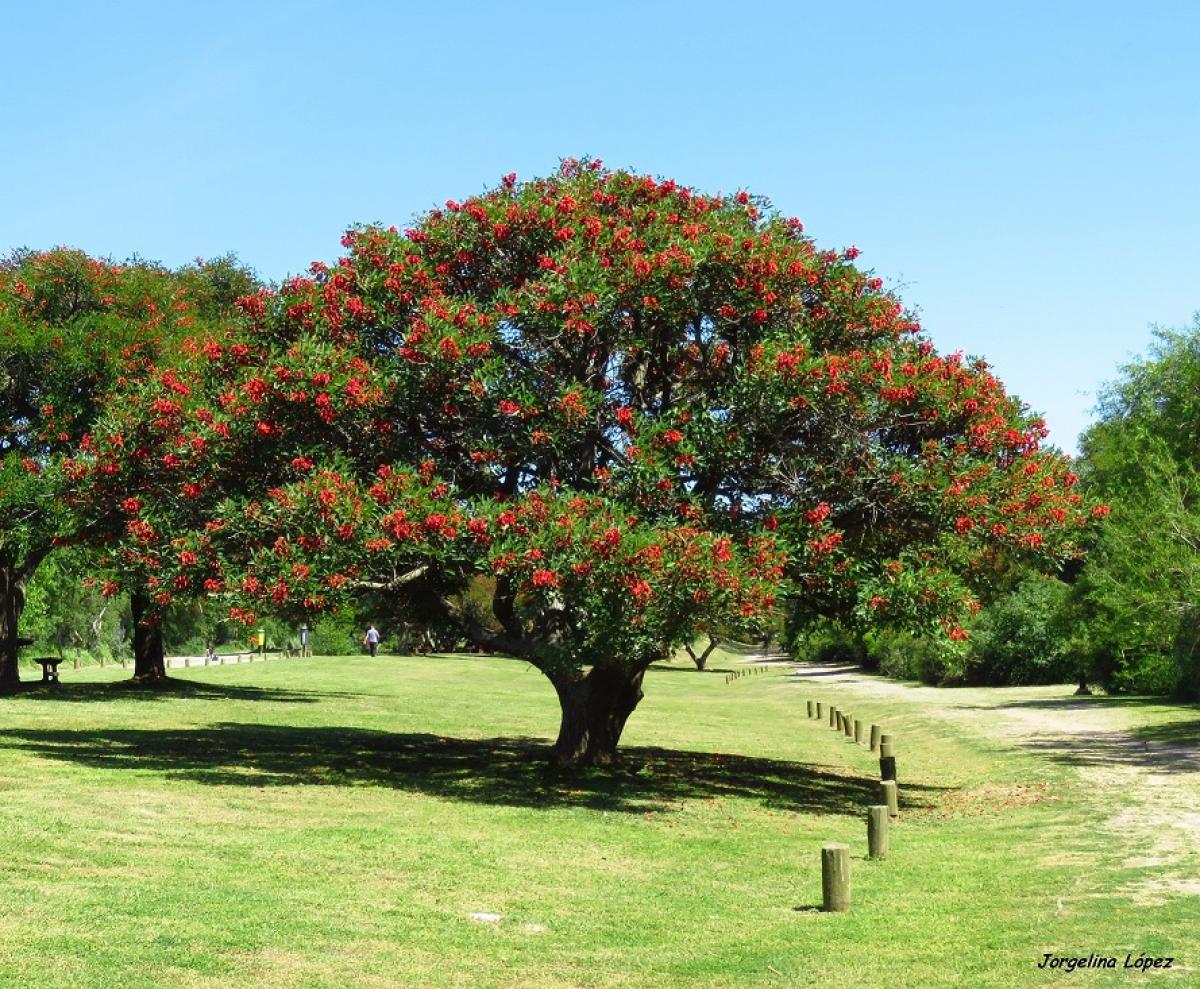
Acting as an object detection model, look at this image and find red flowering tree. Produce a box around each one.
[0,250,230,688]
[75,161,1101,762]
[14,252,258,684]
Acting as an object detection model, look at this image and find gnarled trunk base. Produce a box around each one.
[684,634,719,671]
[551,665,647,769]
[131,591,167,683]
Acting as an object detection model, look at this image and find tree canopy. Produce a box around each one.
[0,249,256,687]
[54,161,1100,762]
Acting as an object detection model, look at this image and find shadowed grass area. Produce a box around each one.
[7,677,340,704]
[1,654,1197,989]
[1132,716,1200,746]
[0,723,929,814]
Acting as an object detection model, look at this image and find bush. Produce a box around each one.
[310,610,363,656]
[787,620,866,666]
[967,576,1075,686]
[867,629,966,685]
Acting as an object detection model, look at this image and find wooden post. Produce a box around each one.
[821,843,851,913]
[867,805,889,859]
[880,755,897,782]
[829,706,838,728]
[853,719,863,744]
[879,780,899,817]
[879,740,894,759]
[816,702,825,719]
[869,724,881,751]
[843,715,854,738]
[807,700,814,718]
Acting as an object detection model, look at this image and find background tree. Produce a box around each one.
[19,547,129,663]
[1,250,257,688]
[1071,320,1200,697]
[0,249,161,689]
[81,162,1100,762]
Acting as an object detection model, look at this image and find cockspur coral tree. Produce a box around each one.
[0,249,254,688]
[70,161,1102,763]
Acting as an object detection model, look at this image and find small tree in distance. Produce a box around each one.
[73,160,1103,763]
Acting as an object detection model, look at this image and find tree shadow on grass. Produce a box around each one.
[1132,718,1200,746]
[0,723,944,815]
[957,696,1189,712]
[1019,732,1200,773]
[648,664,741,675]
[7,679,340,705]
[788,663,872,679]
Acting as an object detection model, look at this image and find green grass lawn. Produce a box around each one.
[1,654,1196,988]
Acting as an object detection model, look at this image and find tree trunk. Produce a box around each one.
[1074,671,1092,695]
[0,569,23,692]
[551,664,647,768]
[130,591,166,682]
[0,556,40,693]
[684,633,719,671]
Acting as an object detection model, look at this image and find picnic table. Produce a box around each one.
[34,657,62,684]
[13,637,61,684]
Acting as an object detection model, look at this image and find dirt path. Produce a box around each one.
[790,663,1200,900]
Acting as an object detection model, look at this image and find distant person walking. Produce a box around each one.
[363,624,381,657]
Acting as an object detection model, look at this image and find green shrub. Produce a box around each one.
[967,576,1075,686]
[311,610,362,656]
[867,629,966,685]
[787,620,866,666]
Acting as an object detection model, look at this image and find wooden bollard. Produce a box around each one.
[869,724,881,751]
[816,702,825,719]
[821,843,851,912]
[843,715,854,738]
[879,780,899,817]
[829,707,838,728]
[880,755,897,782]
[879,740,894,759]
[853,719,863,744]
[807,700,815,718]
[867,805,889,859]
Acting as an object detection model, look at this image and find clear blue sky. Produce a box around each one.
[4,1,1198,454]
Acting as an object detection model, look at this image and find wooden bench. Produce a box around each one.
[33,657,62,684]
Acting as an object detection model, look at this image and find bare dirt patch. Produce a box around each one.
[790,663,1200,895]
